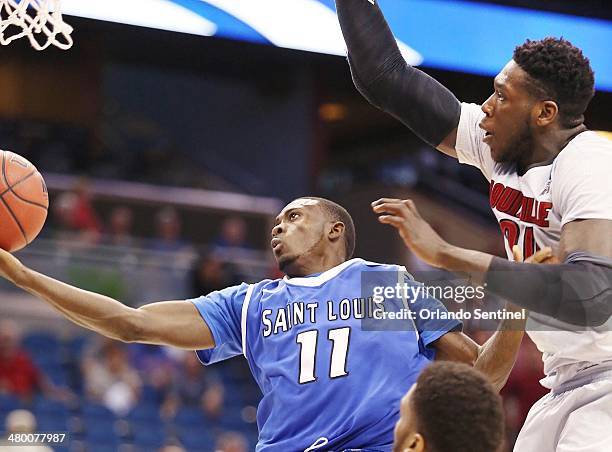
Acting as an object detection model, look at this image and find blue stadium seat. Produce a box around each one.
[219,410,246,431]
[67,336,88,357]
[23,332,59,349]
[85,442,122,452]
[43,366,69,386]
[132,423,167,448]
[82,403,116,421]
[126,402,161,423]
[23,333,60,362]
[178,428,215,450]
[84,419,116,439]
[33,397,69,416]
[174,407,206,427]
[84,424,119,447]
[140,384,162,406]
[51,445,69,452]
[224,389,244,406]
[37,412,70,431]
[0,394,21,413]
[81,403,118,444]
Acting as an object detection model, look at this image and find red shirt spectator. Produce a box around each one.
[0,321,41,399]
[0,351,40,398]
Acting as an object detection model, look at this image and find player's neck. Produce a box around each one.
[286,254,347,278]
[520,124,587,172]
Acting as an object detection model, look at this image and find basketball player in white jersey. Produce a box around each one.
[336,1,612,450]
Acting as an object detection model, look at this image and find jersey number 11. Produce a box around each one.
[296,327,351,384]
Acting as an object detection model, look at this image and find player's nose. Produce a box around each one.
[481,94,495,116]
[271,223,284,237]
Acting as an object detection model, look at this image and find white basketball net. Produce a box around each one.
[0,0,73,50]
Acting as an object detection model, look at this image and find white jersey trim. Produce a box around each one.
[399,265,420,342]
[241,284,255,357]
[283,258,363,287]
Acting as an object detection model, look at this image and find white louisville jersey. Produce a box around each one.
[456,102,612,387]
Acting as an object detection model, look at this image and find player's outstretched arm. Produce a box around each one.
[0,249,213,350]
[335,0,460,155]
[372,198,612,327]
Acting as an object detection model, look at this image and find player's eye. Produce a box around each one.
[496,91,504,100]
[289,212,300,221]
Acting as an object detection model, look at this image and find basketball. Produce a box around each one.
[0,150,48,252]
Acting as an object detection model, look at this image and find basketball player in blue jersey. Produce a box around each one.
[0,197,550,451]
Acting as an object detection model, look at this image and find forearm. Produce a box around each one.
[15,266,138,341]
[335,0,461,147]
[336,0,400,84]
[438,244,612,326]
[486,257,612,326]
[474,305,526,391]
[438,244,494,280]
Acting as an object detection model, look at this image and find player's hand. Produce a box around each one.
[372,198,448,267]
[512,245,559,264]
[0,248,26,285]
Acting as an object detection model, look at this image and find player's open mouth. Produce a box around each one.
[483,132,494,143]
[271,238,282,250]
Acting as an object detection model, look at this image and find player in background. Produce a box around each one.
[336,1,612,450]
[0,197,550,451]
[392,361,504,452]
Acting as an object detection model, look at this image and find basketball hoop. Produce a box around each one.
[0,0,73,50]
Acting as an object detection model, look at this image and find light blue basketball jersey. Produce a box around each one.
[190,258,461,451]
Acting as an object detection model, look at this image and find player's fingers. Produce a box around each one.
[377,215,406,228]
[525,247,553,264]
[512,245,524,262]
[371,198,403,208]
[402,199,422,217]
[372,202,409,217]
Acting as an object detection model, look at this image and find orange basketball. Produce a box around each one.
[0,150,49,252]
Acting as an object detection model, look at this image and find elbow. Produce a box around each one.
[348,55,404,111]
[114,308,147,343]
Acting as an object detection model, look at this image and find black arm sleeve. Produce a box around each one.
[335,0,461,147]
[485,255,612,327]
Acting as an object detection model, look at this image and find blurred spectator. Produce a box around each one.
[82,339,142,416]
[215,431,248,452]
[160,352,224,421]
[214,217,249,250]
[191,253,235,297]
[150,207,191,254]
[53,179,102,244]
[0,409,52,451]
[213,216,256,262]
[105,206,135,247]
[0,320,39,399]
[128,343,177,396]
[0,321,68,402]
[158,445,186,452]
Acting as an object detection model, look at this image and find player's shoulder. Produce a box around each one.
[355,258,405,272]
[557,131,612,163]
[252,277,282,293]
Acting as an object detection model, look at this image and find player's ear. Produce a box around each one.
[535,100,558,126]
[406,432,425,451]
[328,221,345,241]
